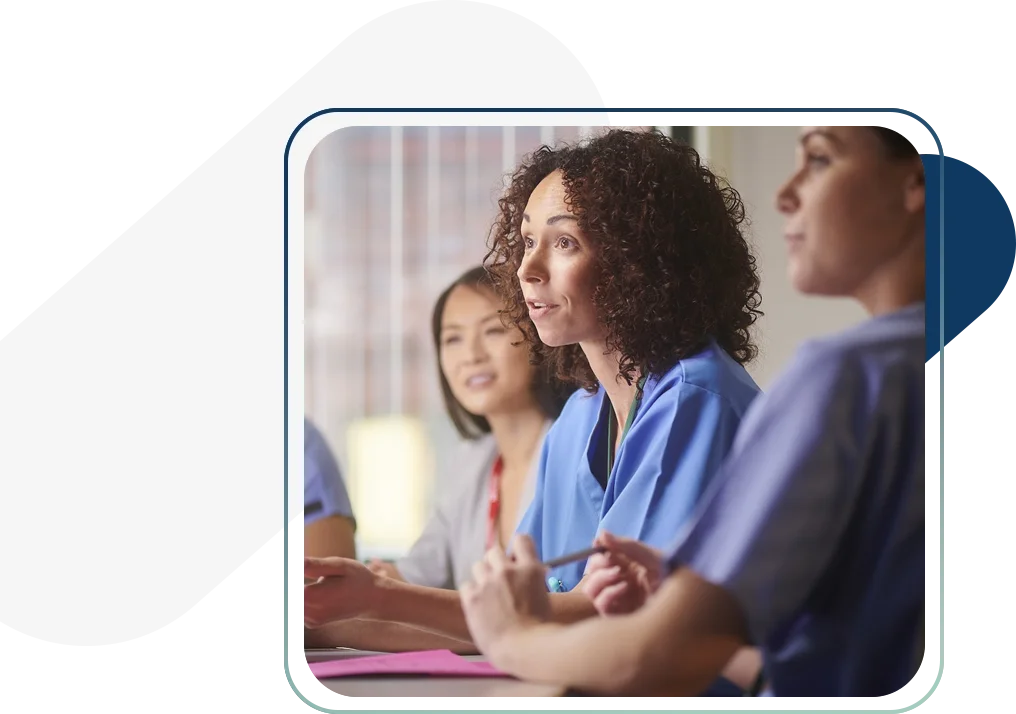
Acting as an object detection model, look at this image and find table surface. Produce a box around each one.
[305,648,564,697]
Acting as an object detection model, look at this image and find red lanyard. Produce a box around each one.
[486,456,504,550]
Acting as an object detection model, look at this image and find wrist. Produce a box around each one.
[489,618,550,674]
[487,624,523,673]
[364,570,391,620]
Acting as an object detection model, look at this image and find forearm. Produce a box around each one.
[548,587,598,624]
[305,619,477,654]
[490,616,650,694]
[374,579,474,641]
[374,579,597,642]
[490,576,744,695]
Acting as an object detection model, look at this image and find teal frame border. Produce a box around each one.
[283,109,945,712]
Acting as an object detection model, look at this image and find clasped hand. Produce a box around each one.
[460,535,551,658]
[304,556,380,627]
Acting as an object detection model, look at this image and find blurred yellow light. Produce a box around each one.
[345,415,433,554]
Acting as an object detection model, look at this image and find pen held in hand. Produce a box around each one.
[540,545,606,569]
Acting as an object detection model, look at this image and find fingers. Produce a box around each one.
[593,580,633,615]
[596,532,642,563]
[585,551,610,574]
[596,531,662,569]
[304,556,351,578]
[597,531,639,554]
[466,536,537,596]
[581,564,625,601]
[485,545,508,569]
[366,560,394,578]
[583,552,608,585]
[471,557,492,584]
[585,548,634,580]
[511,534,539,565]
[303,584,331,627]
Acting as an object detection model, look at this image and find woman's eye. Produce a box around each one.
[558,236,575,249]
[806,153,830,168]
[485,327,505,337]
[442,336,461,346]
[522,237,534,249]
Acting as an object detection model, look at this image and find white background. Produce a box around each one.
[0,1,1010,711]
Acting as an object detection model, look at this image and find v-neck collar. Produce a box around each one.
[580,376,655,510]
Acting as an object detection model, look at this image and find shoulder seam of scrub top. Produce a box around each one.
[644,347,742,395]
[643,379,748,415]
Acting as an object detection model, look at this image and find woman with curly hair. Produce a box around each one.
[304,129,762,668]
[488,128,763,597]
[461,126,926,697]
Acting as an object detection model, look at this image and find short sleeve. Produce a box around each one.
[304,419,355,527]
[666,347,866,643]
[597,383,746,550]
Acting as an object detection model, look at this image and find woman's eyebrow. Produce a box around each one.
[524,212,581,226]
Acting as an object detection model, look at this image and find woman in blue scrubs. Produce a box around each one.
[306,129,764,668]
[489,130,762,595]
[303,418,356,559]
[459,126,927,697]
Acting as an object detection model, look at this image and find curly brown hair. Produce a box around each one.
[484,128,762,392]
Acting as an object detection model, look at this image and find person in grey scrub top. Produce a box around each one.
[305,266,568,652]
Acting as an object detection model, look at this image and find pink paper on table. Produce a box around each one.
[309,650,511,679]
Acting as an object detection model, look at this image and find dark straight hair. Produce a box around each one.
[431,266,570,439]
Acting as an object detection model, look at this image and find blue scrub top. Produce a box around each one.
[516,340,761,591]
[304,418,355,528]
[667,303,925,696]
